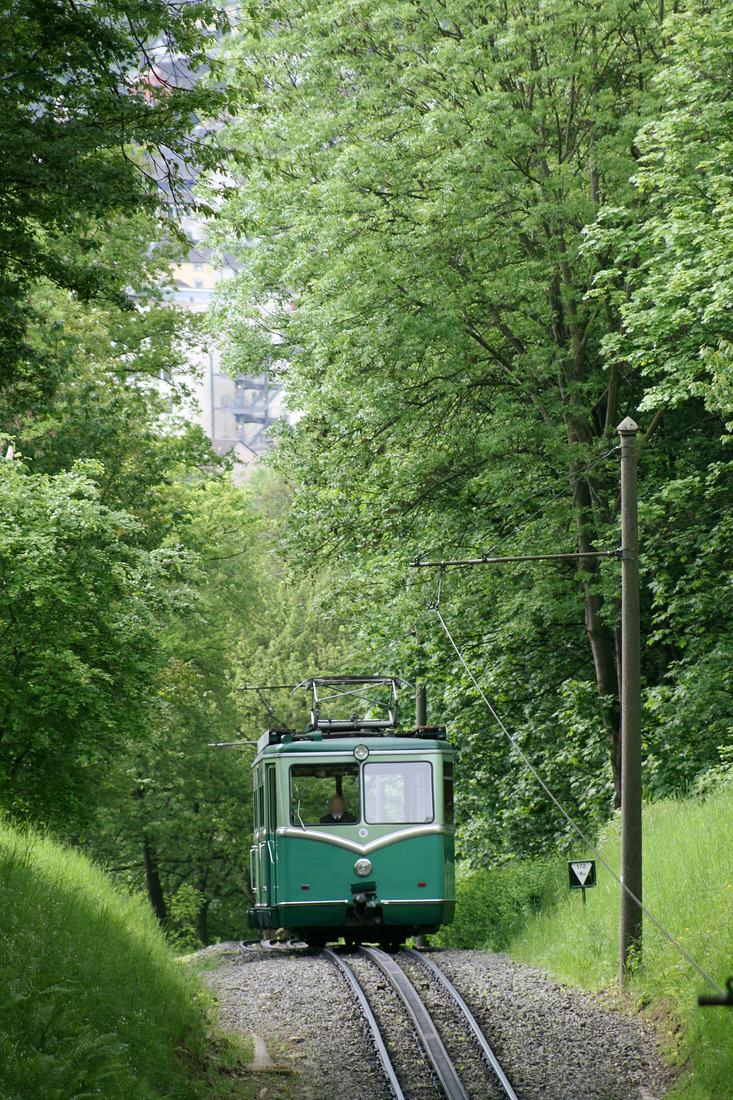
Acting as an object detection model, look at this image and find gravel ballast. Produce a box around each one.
[201,944,674,1100]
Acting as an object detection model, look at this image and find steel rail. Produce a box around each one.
[403,948,519,1100]
[321,948,406,1100]
[360,946,469,1100]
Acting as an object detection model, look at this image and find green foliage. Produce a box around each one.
[85,470,352,946]
[0,0,228,391]
[510,778,733,1097]
[208,0,733,869]
[0,821,208,1100]
[230,469,354,733]
[0,458,191,825]
[435,860,562,952]
[589,1,733,422]
[210,0,672,839]
[85,475,261,944]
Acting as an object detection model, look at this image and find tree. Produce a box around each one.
[213,0,667,812]
[86,471,352,943]
[0,457,192,825]
[17,214,219,546]
[584,0,733,796]
[0,0,228,411]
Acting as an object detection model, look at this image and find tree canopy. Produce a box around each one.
[6,0,733,925]
[0,0,227,405]
[209,0,733,861]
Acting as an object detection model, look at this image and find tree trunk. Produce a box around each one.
[196,900,209,946]
[142,834,168,926]
[571,464,622,806]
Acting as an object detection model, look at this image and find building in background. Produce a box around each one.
[171,214,288,463]
[149,45,289,464]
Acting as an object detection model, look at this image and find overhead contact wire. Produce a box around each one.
[434,606,726,998]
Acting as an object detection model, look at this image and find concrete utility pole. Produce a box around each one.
[618,417,643,988]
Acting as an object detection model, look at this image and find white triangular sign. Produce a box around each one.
[572,861,593,886]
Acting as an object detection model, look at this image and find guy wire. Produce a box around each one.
[434,605,725,997]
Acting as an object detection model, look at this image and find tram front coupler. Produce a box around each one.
[351,880,379,921]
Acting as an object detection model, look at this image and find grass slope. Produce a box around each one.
[443,779,733,1098]
[510,781,733,1098]
[0,821,250,1100]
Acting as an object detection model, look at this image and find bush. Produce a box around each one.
[435,859,563,951]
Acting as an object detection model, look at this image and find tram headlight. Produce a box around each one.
[353,744,369,761]
[354,857,372,877]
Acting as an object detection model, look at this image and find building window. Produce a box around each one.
[194,262,203,271]
[194,279,203,289]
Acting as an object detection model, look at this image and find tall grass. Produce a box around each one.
[509,782,733,1098]
[0,821,213,1100]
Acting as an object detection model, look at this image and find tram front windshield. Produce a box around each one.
[364,761,434,823]
[290,764,360,825]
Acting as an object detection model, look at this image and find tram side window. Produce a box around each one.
[267,766,277,831]
[443,762,454,825]
[364,762,434,824]
[290,764,360,825]
[253,768,265,831]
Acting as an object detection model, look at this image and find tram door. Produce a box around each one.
[252,764,277,908]
[263,764,277,905]
[250,767,262,904]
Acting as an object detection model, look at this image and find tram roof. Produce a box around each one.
[256,730,453,759]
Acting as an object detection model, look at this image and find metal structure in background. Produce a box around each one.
[618,418,642,987]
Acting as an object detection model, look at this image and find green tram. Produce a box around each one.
[247,677,456,948]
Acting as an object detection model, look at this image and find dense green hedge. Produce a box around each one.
[435,859,563,951]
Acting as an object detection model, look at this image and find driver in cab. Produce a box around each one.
[320,795,356,824]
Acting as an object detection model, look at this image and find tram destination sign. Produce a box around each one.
[568,860,597,890]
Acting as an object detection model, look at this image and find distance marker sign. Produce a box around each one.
[568,860,597,890]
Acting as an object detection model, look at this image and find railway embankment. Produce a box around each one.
[201,942,673,1100]
[504,778,733,1099]
[0,821,251,1100]
[412,776,733,1099]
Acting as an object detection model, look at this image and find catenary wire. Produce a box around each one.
[433,605,726,998]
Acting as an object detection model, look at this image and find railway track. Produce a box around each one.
[323,946,519,1100]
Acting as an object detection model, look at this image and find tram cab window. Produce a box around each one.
[290,764,360,826]
[364,762,434,824]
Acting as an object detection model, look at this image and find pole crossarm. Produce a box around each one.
[410,549,621,569]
